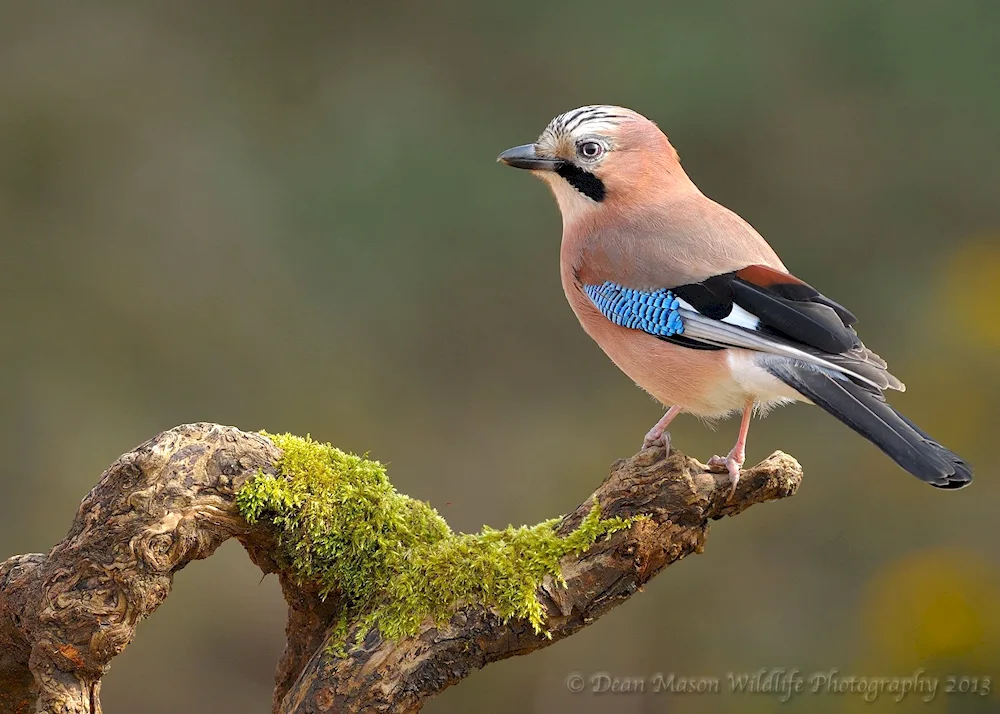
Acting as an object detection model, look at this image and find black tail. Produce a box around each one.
[767,360,972,489]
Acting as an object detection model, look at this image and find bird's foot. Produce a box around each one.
[641,407,681,451]
[642,428,671,452]
[706,452,744,501]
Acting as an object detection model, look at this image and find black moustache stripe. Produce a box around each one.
[556,163,606,202]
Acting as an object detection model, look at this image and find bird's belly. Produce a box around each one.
[725,350,807,410]
[570,292,804,417]
[574,310,735,416]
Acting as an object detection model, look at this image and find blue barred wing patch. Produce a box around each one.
[584,281,684,336]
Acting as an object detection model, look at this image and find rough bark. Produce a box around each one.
[0,423,801,714]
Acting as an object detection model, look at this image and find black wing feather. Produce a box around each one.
[766,360,971,488]
[729,279,859,354]
[669,265,902,390]
[672,268,859,356]
[672,273,736,320]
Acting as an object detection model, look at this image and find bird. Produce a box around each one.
[497,105,972,495]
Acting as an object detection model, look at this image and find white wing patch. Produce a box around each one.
[722,304,761,330]
[674,297,762,330]
[676,307,883,390]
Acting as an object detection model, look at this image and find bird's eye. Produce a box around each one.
[578,141,604,159]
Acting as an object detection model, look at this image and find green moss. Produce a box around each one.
[237,432,637,650]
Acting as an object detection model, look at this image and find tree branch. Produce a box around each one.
[0,423,801,714]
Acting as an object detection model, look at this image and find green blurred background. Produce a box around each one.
[2,1,998,712]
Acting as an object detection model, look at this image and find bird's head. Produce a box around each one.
[498,105,688,224]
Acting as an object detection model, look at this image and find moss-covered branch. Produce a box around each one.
[0,423,801,714]
[237,433,639,651]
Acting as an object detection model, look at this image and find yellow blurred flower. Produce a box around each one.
[861,549,1000,667]
[943,240,1000,350]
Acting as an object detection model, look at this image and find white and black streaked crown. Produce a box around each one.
[539,105,634,142]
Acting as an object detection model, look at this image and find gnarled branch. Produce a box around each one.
[0,423,801,714]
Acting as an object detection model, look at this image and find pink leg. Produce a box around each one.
[707,398,755,499]
[642,405,683,450]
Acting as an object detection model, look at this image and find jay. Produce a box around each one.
[498,105,971,493]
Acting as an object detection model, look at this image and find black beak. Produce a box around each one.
[496,144,563,171]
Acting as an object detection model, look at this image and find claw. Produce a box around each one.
[706,454,728,469]
[707,453,743,500]
[642,429,671,452]
[641,405,682,452]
